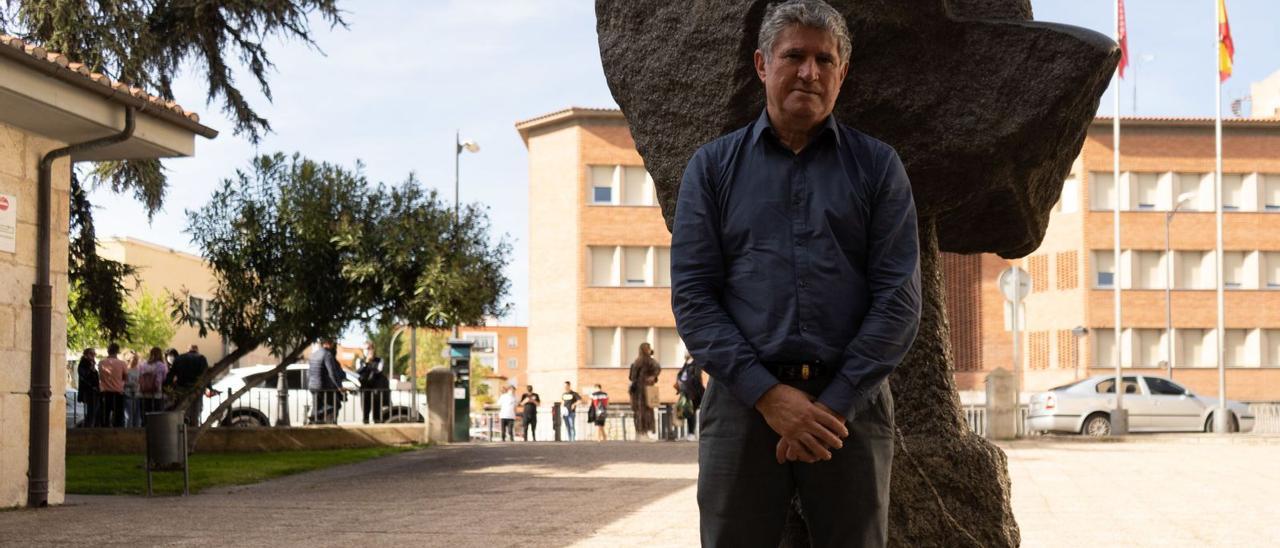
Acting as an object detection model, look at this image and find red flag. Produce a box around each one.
[1117,0,1129,78]
[1218,0,1234,82]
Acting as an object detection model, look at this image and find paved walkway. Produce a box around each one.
[1,436,1276,547]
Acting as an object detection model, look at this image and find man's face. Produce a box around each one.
[754,24,848,129]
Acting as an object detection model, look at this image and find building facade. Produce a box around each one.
[949,117,1280,402]
[97,237,275,367]
[0,35,215,507]
[519,108,684,404]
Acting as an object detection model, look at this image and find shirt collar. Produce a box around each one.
[750,108,842,148]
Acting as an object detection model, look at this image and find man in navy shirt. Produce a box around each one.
[670,1,921,545]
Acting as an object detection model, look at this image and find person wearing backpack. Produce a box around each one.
[675,353,705,440]
[587,384,609,441]
[138,347,169,423]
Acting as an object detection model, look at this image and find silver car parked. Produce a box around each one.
[1028,375,1255,436]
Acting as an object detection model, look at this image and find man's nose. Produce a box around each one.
[797,58,819,81]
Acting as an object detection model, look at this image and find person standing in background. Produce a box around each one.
[588,384,609,441]
[497,385,518,441]
[168,344,212,426]
[97,343,127,427]
[76,348,100,428]
[357,342,390,424]
[138,347,169,421]
[123,351,142,427]
[675,352,706,440]
[628,342,661,439]
[561,381,582,442]
[519,385,540,441]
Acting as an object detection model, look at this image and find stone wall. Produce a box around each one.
[0,120,70,507]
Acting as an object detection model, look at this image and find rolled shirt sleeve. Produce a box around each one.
[671,148,780,408]
[817,149,922,417]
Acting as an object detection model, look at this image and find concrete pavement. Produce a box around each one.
[0,436,1276,547]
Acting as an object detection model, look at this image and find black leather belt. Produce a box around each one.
[767,362,830,381]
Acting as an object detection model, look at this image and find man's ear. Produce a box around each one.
[754,49,768,82]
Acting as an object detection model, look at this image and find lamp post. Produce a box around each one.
[453,131,480,338]
[1070,326,1089,381]
[1165,192,1196,380]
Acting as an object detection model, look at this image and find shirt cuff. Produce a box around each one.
[816,376,877,419]
[727,363,780,408]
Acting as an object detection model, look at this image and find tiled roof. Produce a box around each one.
[1094,115,1280,126]
[0,34,217,137]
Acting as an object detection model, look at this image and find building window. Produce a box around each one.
[464,333,497,353]
[188,296,205,324]
[1264,329,1280,366]
[589,327,618,367]
[1175,250,1213,290]
[1095,328,1116,368]
[1224,328,1258,367]
[590,165,616,205]
[1176,328,1210,368]
[656,328,685,368]
[1221,174,1247,211]
[1130,328,1165,367]
[1176,173,1207,211]
[1263,174,1280,211]
[1131,172,1160,210]
[1056,176,1080,214]
[655,247,671,287]
[1056,251,1078,290]
[507,357,518,370]
[1265,252,1280,289]
[1089,172,1117,211]
[623,246,648,286]
[1093,251,1115,288]
[507,336,518,349]
[1132,250,1165,289]
[1028,256,1048,292]
[622,327,649,360]
[589,246,618,286]
[1223,251,1246,289]
[622,166,653,206]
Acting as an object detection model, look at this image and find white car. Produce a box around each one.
[204,363,426,427]
[1028,375,1256,436]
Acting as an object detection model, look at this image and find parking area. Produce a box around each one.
[0,436,1275,546]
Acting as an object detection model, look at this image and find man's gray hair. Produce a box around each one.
[758,0,852,65]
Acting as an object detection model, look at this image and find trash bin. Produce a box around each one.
[144,411,189,496]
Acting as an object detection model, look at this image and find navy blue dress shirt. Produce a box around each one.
[670,110,922,417]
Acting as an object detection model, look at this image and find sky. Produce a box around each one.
[87,0,1280,329]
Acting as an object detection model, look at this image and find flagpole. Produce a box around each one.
[1111,0,1127,436]
[1213,0,1229,434]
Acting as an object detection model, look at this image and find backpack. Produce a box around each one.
[140,369,160,395]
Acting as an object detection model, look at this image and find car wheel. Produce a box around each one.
[226,414,266,428]
[1204,412,1240,433]
[1082,413,1111,437]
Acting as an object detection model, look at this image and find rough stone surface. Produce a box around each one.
[596,1,1116,546]
[596,0,1116,257]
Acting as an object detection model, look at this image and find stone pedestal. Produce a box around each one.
[985,368,1017,441]
[426,368,454,443]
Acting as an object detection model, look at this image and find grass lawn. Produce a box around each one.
[67,445,419,496]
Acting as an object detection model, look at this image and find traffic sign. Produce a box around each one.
[997,266,1031,302]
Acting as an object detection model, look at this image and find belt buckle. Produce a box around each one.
[801,364,810,380]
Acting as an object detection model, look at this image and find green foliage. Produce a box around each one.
[123,289,177,352]
[68,178,135,341]
[470,361,496,409]
[66,446,417,496]
[65,282,103,352]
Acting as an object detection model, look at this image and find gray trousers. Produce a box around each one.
[698,377,894,548]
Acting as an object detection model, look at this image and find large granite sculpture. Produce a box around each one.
[596,1,1117,546]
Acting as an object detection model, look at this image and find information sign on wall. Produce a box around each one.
[0,194,15,254]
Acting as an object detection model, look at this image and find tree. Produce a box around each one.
[179,153,510,443]
[0,0,346,351]
[122,289,177,352]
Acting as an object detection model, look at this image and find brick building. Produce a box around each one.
[518,108,684,404]
[950,117,1280,402]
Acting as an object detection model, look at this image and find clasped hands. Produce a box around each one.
[755,384,848,464]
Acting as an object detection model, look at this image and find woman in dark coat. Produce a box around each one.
[76,348,100,427]
[628,342,661,437]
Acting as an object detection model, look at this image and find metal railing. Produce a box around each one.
[67,388,424,428]
[1248,403,1280,433]
[469,405,694,442]
[962,405,1035,438]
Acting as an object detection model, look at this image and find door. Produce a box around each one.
[1095,376,1152,430]
[1143,376,1206,431]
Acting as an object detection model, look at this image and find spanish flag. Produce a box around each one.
[1218,0,1234,82]
[1117,0,1128,78]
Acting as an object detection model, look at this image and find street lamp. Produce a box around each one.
[454,131,479,338]
[1165,191,1196,380]
[1070,326,1089,380]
